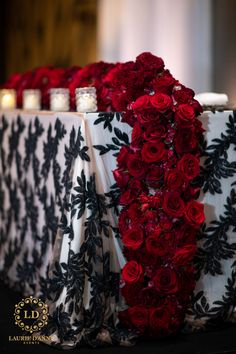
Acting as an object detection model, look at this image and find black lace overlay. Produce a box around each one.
[200,111,236,195]
[0,111,134,348]
[42,112,134,348]
[185,110,236,332]
[0,113,86,294]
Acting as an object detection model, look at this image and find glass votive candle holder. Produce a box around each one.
[23,89,41,110]
[50,88,70,112]
[0,89,16,109]
[75,87,97,112]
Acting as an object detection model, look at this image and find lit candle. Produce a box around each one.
[50,88,70,111]
[75,87,97,112]
[0,89,16,109]
[23,89,41,110]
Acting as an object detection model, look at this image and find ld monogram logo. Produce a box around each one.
[14,296,48,333]
[24,310,39,319]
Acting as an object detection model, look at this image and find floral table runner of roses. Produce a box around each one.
[2,53,206,340]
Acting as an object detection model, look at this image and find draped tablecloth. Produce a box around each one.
[0,109,236,347]
[186,110,236,331]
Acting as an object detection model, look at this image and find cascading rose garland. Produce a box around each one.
[108,53,205,337]
[2,52,205,338]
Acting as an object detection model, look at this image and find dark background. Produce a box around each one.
[0,0,97,83]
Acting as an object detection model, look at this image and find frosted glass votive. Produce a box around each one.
[50,88,70,112]
[75,87,97,113]
[0,89,16,109]
[23,89,41,110]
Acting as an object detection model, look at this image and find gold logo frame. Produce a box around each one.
[14,296,49,333]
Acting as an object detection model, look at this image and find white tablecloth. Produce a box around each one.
[0,109,235,346]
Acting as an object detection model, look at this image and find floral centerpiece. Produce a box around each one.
[107,52,205,337]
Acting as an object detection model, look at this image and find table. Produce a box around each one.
[0,109,236,347]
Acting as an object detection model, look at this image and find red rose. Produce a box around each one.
[172,244,197,266]
[152,70,176,94]
[131,95,150,111]
[113,168,130,189]
[153,267,179,294]
[164,169,185,190]
[117,145,129,167]
[122,110,137,127]
[149,195,161,208]
[131,123,143,147]
[162,191,185,218]
[184,200,205,227]
[194,118,205,135]
[10,71,34,107]
[3,72,22,89]
[119,189,135,205]
[136,52,164,73]
[128,306,149,330]
[120,180,142,205]
[159,217,172,231]
[137,112,160,125]
[175,224,197,245]
[134,248,159,267]
[192,99,203,114]
[143,209,158,223]
[144,124,166,142]
[122,260,143,283]
[127,154,147,178]
[175,104,196,127]
[139,287,162,307]
[118,209,129,234]
[150,93,173,113]
[173,85,194,104]
[146,166,164,188]
[121,283,144,306]
[149,307,170,333]
[108,61,143,94]
[112,91,130,111]
[174,127,198,155]
[146,236,169,257]
[177,154,200,180]
[129,179,145,193]
[30,67,64,108]
[122,227,144,250]
[141,141,166,163]
[127,203,143,222]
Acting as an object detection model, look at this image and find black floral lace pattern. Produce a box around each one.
[0,111,134,348]
[185,110,236,332]
[42,112,134,348]
[0,114,67,293]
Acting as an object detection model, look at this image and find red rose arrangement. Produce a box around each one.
[3,67,64,108]
[2,62,114,110]
[110,52,205,337]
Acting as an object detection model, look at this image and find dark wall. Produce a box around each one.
[213,0,236,105]
[0,1,7,83]
[0,0,97,84]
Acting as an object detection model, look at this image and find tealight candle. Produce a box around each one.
[50,88,70,111]
[0,89,16,109]
[75,87,97,112]
[23,89,41,110]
